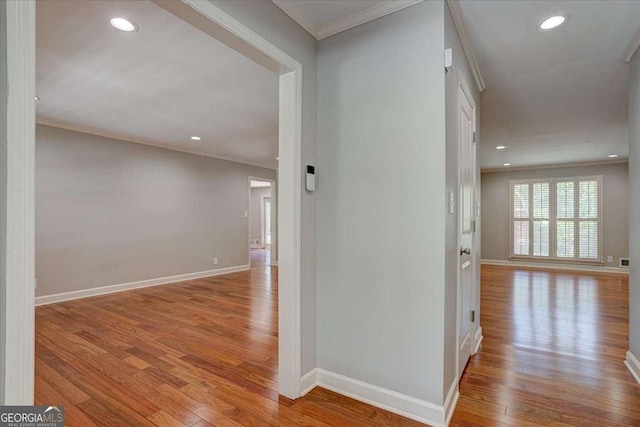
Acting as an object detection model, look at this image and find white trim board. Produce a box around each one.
[299,369,318,397]
[300,369,459,427]
[272,0,423,40]
[35,265,250,306]
[4,0,36,405]
[481,259,629,275]
[446,0,485,92]
[625,351,640,384]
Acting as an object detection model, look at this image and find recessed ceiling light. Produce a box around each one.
[496,145,506,150]
[34,96,40,101]
[539,15,567,31]
[608,154,619,158]
[503,163,511,166]
[190,136,201,141]
[110,17,138,32]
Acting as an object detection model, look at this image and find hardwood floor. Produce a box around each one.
[451,265,639,426]
[35,259,640,426]
[35,249,423,426]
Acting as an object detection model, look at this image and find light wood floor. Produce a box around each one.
[36,258,639,426]
[35,250,423,426]
[451,265,639,426]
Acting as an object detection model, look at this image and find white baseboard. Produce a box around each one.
[300,368,318,397]
[35,264,250,306]
[481,259,629,275]
[625,351,640,384]
[250,244,264,249]
[473,326,483,355]
[443,379,459,427]
[312,368,456,427]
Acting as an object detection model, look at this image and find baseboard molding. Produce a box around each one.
[300,368,318,397]
[250,244,264,249]
[481,259,629,275]
[473,327,483,354]
[312,368,455,426]
[625,351,640,385]
[35,264,250,306]
[443,379,459,427]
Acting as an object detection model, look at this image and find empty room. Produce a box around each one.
[3,0,640,426]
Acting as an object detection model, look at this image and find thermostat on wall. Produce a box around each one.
[306,165,315,191]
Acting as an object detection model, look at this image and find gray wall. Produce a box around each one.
[209,0,318,375]
[317,2,447,404]
[629,51,640,358]
[481,163,629,265]
[35,125,275,297]
[443,3,481,399]
[0,0,7,404]
[250,186,271,246]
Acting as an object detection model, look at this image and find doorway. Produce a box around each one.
[4,0,303,403]
[249,177,277,268]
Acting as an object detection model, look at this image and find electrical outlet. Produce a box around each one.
[213,257,218,265]
[244,210,248,218]
[607,256,613,263]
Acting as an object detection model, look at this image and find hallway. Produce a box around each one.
[451,266,639,426]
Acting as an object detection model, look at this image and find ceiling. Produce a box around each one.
[36,0,279,169]
[458,0,640,170]
[272,0,422,40]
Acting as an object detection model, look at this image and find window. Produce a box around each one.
[510,176,602,262]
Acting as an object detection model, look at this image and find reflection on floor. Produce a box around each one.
[251,247,271,268]
[35,251,423,426]
[451,265,639,426]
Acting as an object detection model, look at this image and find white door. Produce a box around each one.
[458,75,476,379]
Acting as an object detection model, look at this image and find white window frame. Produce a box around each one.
[509,175,603,264]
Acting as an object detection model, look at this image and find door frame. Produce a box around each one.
[456,70,478,383]
[248,176,277,265]
[4,0,304,402]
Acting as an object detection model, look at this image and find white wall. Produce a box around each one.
[481,163,629,266]
[208,0,318,375]
[629,50,640,359]
[35,125,275,297]
[250,186,271,247]
[317,1,448,405]
[444,3,481,399]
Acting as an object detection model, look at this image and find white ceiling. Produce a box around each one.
[458,0,640,170]
[36,0,279,169]
[272,0,422,40]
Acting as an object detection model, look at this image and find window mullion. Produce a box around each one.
[574,178,580,260]
[550,179,556,258]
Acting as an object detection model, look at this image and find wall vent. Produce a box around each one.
[620,258,630,268]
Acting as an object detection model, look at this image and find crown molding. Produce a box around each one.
[318,1,423,40]
[271,0,320,39]
[35,119,276,170]
[622,25,640,62]
[481,158,628,173]
[446,0,486,92]
[272,1,423,41]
